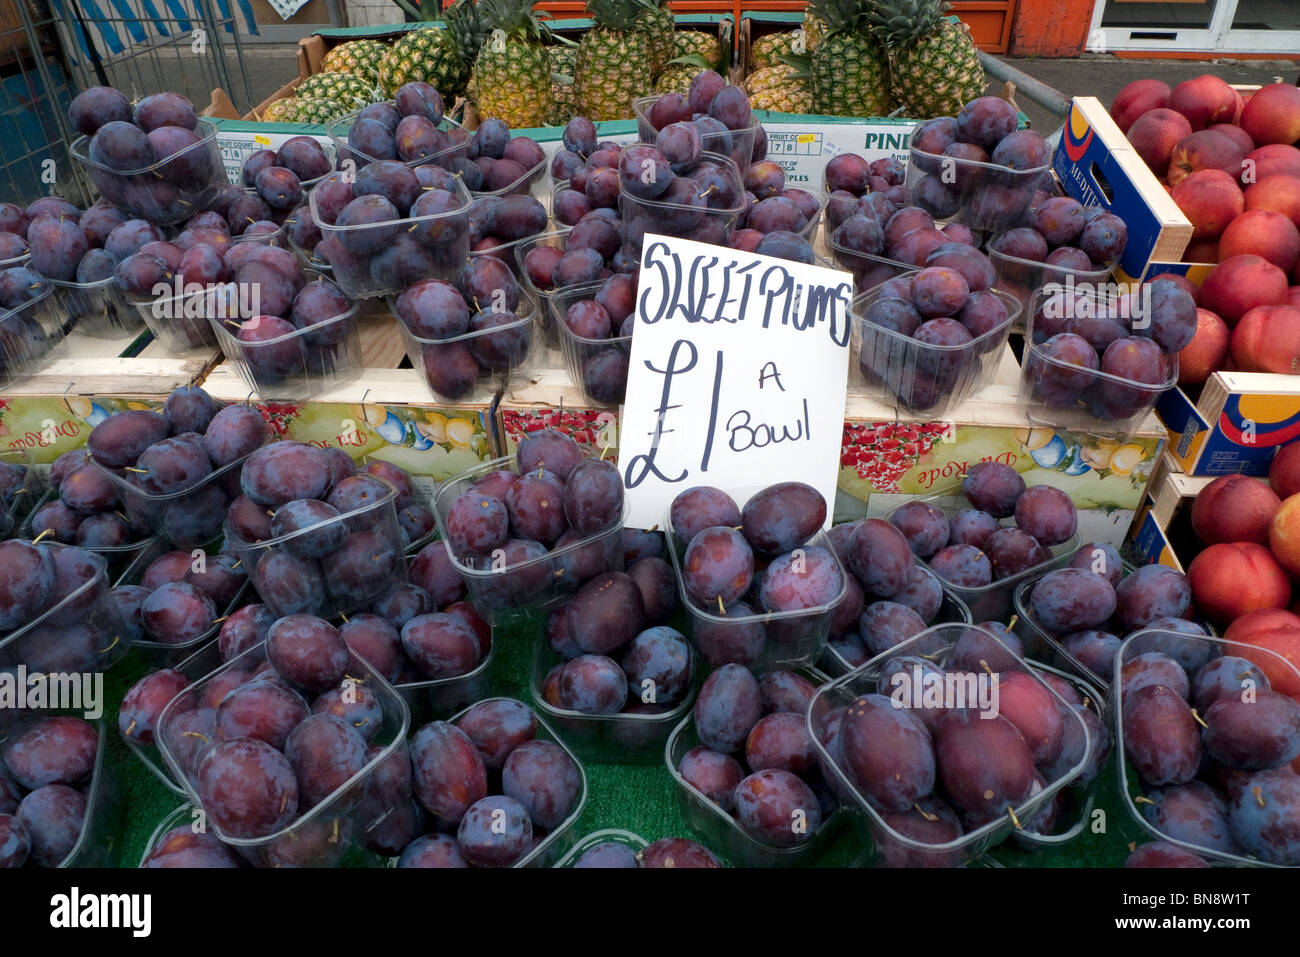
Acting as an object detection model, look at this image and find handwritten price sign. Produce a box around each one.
[617,235,854,529]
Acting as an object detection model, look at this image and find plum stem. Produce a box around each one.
[1191,708,1208,729]
[717,595,725,615]
[98,634,119,654]
[339,612,349,623]
[1007,806,1022,830]
[124,466,149,473]
[914,804,938,822]
[1133,795,1155,805]
[1006,614,1019,630]
[1254,786,1266,808]
[126,719,136,735]
[31,527,53,545]
[183,731,210,743]
[211,616,228,625]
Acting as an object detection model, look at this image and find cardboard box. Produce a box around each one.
[496,343,1166,546]
[0,333,220,465]
[838,347,1167,547]
[1053,96,1192,283]
[1125,453,1222,572]
[207,116,335,186]
[200,304,496,482]
[1157,370,1300,476]
[754,113,920,189]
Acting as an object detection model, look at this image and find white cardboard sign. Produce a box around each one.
[617,234,855,530]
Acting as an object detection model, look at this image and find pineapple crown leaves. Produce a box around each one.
[867,0,951,48]
[445,0,492,62]
[477,0,552,43]
[806,0,873,37]
[665,52,714,72]
[587,0,656,32]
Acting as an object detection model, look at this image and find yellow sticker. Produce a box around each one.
[254,134,271,145]
[796,133,816,144]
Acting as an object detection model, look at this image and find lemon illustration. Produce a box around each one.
[1108,443,1146,475]
[64,396,94,419]
[445,418,476,449]
[418,412,448,444]
[1079,440,1119,469]
[1014,427,1055,451]
[351,403,389,429]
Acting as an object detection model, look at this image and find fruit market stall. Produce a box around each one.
[3,0,1300,885]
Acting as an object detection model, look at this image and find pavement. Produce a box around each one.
[219,41,1298,133]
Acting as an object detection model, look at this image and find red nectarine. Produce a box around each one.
[1168,75,1241,131]
[1128,108,1194,178]
[1187,541,1291,624]
[1167,129,1244,187]
[1218,208,1300,273]
[1271,492,1300,577]
[1111,79,1171,134]
[1230,304,1300,373]
[1198,253,1290,325]
[1270,441,1300,500]
[1240,82,1300,147]
[1190,474,1281,545]
[1171,169,1244,241]
[1177,308,1230,384]
[1245,174,1300,228]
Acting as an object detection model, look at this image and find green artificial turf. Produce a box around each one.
[108,609,1148,868]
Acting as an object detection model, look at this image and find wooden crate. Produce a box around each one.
[1126,452,1222,572]
[0,332,220,465]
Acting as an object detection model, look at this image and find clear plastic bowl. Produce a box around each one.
[0,543,133,699]
[51,275,143,338]
[1010,553,1139,694]
[818,559,973,676]
[472,152,549,200]
[618,148,747,254]
[987,235,1115,329]
[905,145,1051,232]
[70,119,230,226]
[664,664,868,868]
[551,280,632,408]
[445,697,589,868]
[93,427,271,551]
[1,446,48,532]
[120,638,225,797]
[310,174,472,301]
[471,224,565,285]
[156,642,411,868]
[530,635,697,765]
[138,801,227,866]
[886,488,1081,623]
[210,292,362,401]
[1006,659,1105,852]
[0,715,125,866]
[430,447,628,627]
[807,622,1091,867]
[395,629,495,720]
[665,493,849,671]
[633,96,760,174]
[553,828,649,867]
[327,108,470,172]
[851,280,1020,418]
[0,282,66,388]
[114,538,251,666]
[392,293,539,404]
[514,229,573,346]
[21,486,154,581]
[123,278,223,351]
[1020,285,1178,440]
[224,475,408,620]
[826,232,913,295]
[1114,629,1300,869]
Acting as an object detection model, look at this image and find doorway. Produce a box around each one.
[1090,0,1300,54]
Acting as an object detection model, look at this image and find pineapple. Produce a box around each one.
[296,71,383,112]
[654,65,697,95]
[377,26,470,100]
[671,29,721,66]
[472,0,553,129]
[262,97,349,124]
[321,39,388,86]
[637,0,675,76]
[547,44,580,126]
[576,0,654,122]
[806,0,891,118]
[802,10,826,51]
[746,59,812,114]
[869,0,984,119]
[748,31,798,72]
